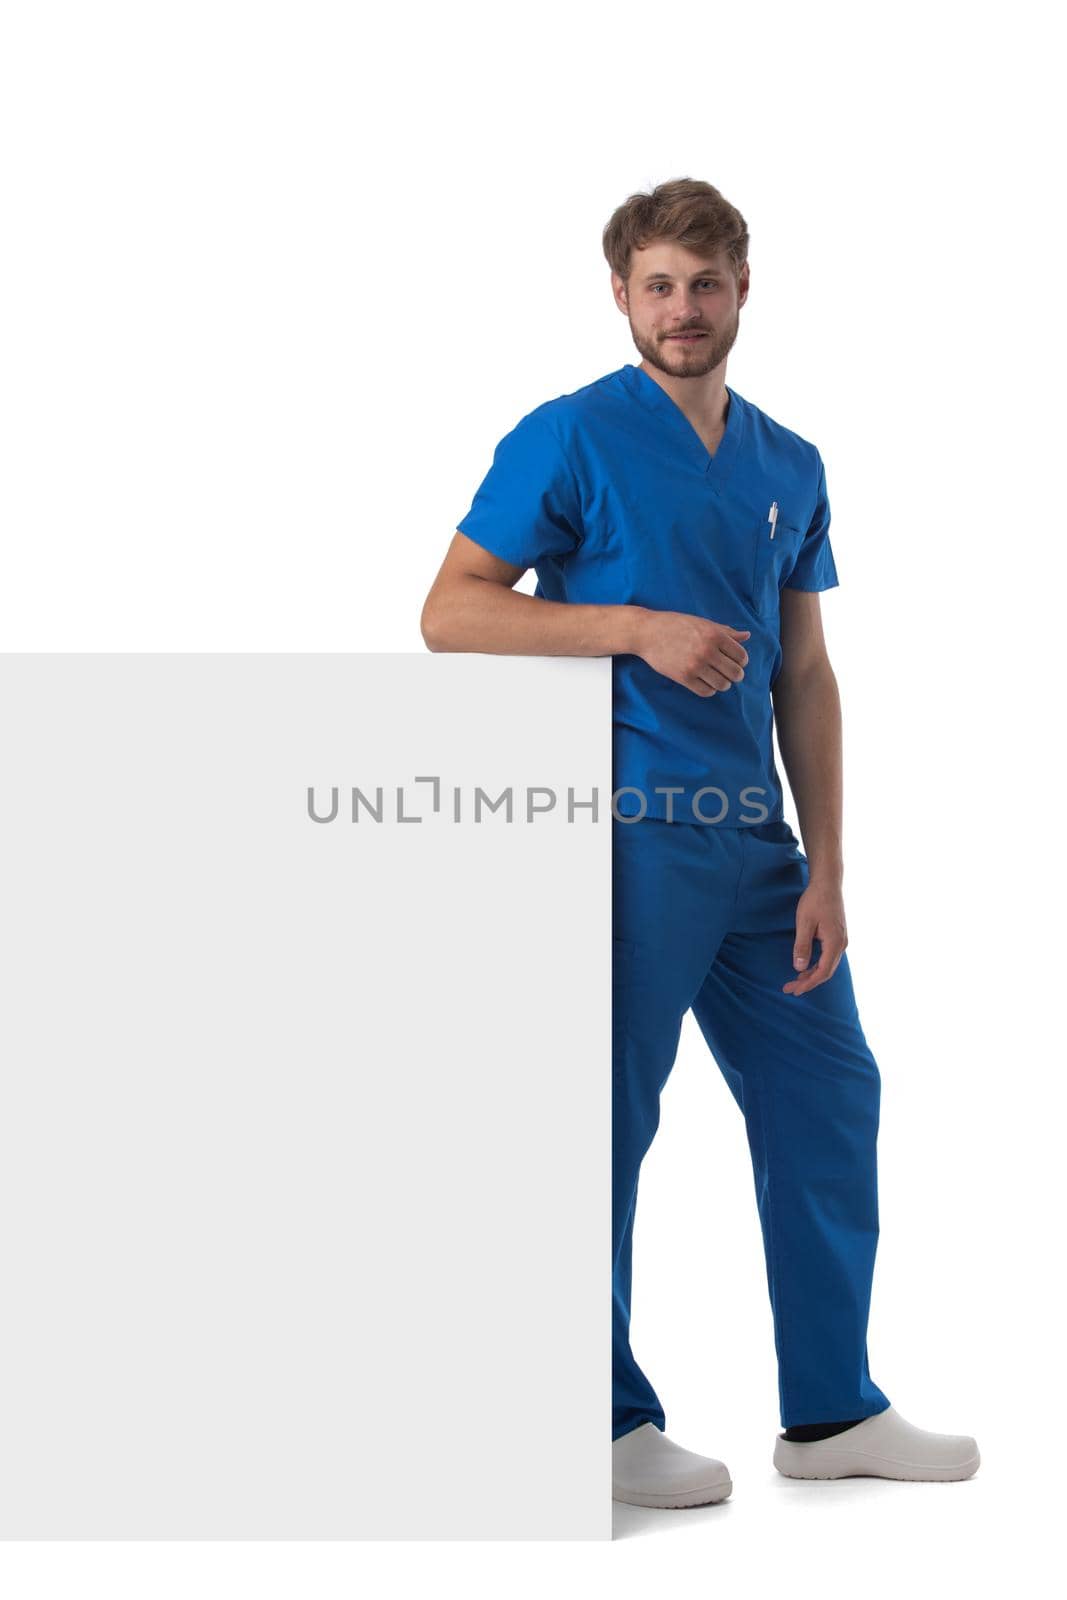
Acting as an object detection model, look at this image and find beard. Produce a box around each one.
[630,309,739,378]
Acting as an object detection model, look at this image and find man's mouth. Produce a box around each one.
[666,333,707,342]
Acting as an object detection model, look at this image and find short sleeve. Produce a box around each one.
[783,452,839,593]
[456,410,583,569]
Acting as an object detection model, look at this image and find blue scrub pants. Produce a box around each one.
[612,815,892,1440]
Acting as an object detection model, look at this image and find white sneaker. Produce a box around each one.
[773,1404,980,1482]
[612,1422,733,1508]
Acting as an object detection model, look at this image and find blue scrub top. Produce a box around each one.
[455,362,839,825]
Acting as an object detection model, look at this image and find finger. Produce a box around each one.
[711,652,746,683]
[792,925,815,973]
[784,939,845,994]
[784,962,831,995]
[783,950,829,993]
[693,666,735,692]
[718,637,750,667]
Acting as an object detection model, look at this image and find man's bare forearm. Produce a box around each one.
[423,575,648,658]
[772,661,844,882]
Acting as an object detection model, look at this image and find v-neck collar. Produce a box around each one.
[619,361,745,484]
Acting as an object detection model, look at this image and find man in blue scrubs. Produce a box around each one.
[421,178,979,1503]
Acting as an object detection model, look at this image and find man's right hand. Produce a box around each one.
[632,610,751,696]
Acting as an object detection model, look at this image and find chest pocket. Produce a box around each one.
[750,517,803,618]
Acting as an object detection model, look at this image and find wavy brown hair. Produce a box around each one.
[602,178,749,284]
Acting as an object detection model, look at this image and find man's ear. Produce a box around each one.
[611,271,628,315]
[737,261,750,309]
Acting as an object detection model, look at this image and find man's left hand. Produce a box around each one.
[784,880,848,995]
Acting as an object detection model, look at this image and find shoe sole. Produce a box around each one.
[773,1444,980,1482]
[612,1478,733,1508]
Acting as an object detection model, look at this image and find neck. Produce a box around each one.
[638,360,730,428]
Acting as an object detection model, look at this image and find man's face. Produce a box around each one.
[613,241,749,379]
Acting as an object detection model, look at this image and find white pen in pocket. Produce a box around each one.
[768,501,779,540]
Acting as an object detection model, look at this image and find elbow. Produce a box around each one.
[420,599,451,652]
[775,647,835,688]
[772,655,837,703]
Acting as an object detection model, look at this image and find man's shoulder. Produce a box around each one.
[518,367,630,441]
[739,389,822,469]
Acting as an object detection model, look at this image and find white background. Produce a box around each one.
[2,0,1063,1590]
